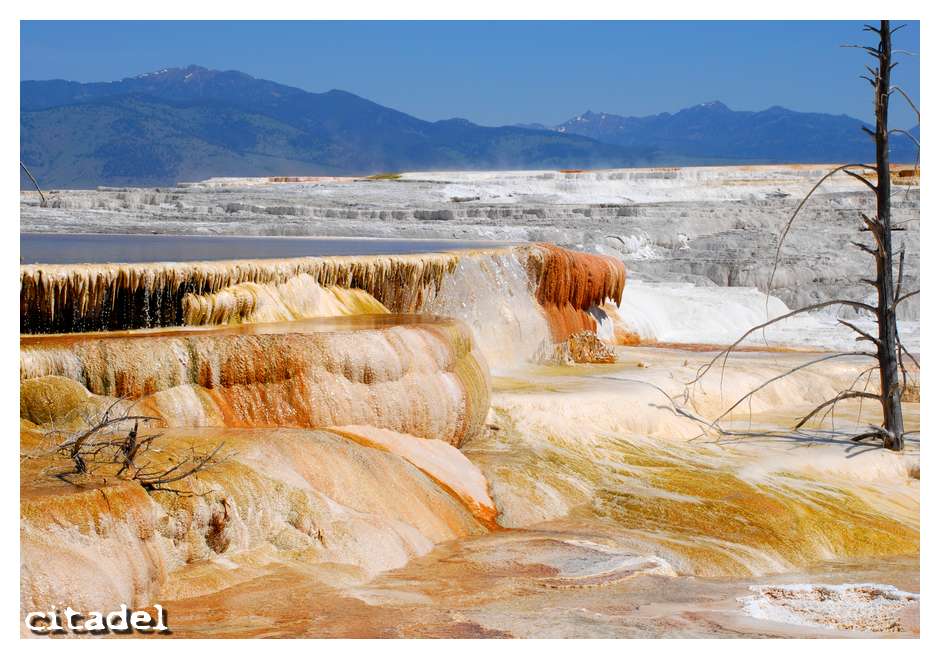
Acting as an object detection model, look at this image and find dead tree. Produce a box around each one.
[688,20,918,451]
[33,398,227,494]
[43,397,159,481]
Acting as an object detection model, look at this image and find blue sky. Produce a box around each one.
[20,20,921,127]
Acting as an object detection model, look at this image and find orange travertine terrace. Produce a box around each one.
[19,243,626,621]
[21,316,491,448]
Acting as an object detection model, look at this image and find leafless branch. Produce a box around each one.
[888,86,920,122]
[896,336,920,370]
[688,299,877,387]
[893,289,919,309]
[841,44,880,58]
[140,442,227,491]
[20,161,46,207]
[889,128,920,149]
[842,169,878,192]
[837,318,880,346]
[851,241,877,256]
[794,391,881,429]
[710,352,874,426]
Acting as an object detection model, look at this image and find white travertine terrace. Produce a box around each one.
[21,164,920,322]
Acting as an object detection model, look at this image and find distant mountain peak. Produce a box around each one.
[132,67,174,79]
[580,110,615,121]
[126,65,256,85]
[698,100,729,110]
[135,64,200,75]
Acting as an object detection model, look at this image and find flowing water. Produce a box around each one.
[19,243,919,638]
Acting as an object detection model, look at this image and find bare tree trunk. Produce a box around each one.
[688,20,917,451]
[874,20,904,450]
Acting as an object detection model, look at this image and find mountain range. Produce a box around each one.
[20,66,917,189]
[543,103,918,164]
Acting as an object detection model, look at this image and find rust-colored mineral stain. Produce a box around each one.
[526,243,625,310]
[541,303,598,343]
[523,244,626,342]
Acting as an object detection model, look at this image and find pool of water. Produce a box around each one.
[20,233,514,264]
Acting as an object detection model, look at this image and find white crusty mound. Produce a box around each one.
[739,583,919,632]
